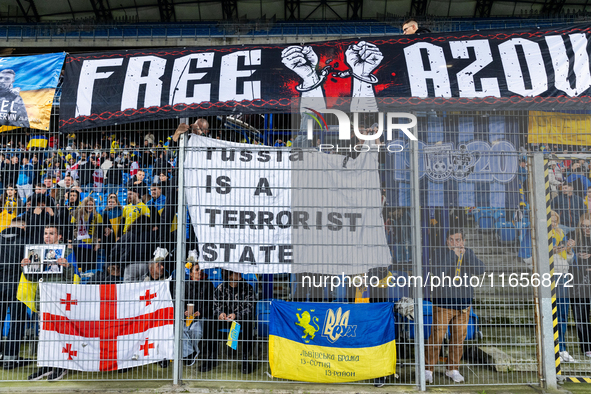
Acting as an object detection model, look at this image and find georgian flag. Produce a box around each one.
[130,161,139,177]
[92,168,104,192]
[38,282,174,371]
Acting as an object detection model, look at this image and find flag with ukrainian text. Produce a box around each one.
[269,300,396,383]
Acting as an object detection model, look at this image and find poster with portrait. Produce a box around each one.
[23,244,65,274]
[0,52,66,132]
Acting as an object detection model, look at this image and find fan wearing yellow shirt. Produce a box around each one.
[122,187,151,235]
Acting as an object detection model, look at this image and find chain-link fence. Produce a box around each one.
[0,108,589,389]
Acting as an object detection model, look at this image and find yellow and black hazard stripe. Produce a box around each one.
[544,159,561,376]
[565,377,591,383]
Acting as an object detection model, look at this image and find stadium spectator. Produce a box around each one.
[548,160,563,198]
[77,152,94,191]
[585,186,591,215]
[125,252,166,283]
[148,183,166,213]
[55,174,75,206]
[144,131,155,145]
[71,196,103,272]
[56,188,80,232]
[194,118,210,137]
[130,169,149,202]
[25,194,55,244]
[572,213,591,358]
[23,224,74,381]
[29,154,42,186]
[101,193,123,261]
[16,155,34,201]
[182,262,215,366]
[566,159,591,197]
[552,181,586,233]
[426,228,485,383]
[2,155,20,193]
[549,210,576,362]
[111,184,151,265]
[0,217,31,370]
[402,18,432,35]
[89,262,122,284]
[204,269,255,374]
[0,185,23,221]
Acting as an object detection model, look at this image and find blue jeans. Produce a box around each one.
[557,278,570,352]
[182,320,203,357]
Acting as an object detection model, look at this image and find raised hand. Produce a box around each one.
[345,41,384,80]
[281,45,319,87]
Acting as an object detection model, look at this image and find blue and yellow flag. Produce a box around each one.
[0,52,65,132]
[27,134,48,149]
[269,300,396,383]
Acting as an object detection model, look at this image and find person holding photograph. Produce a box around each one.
[23,224,75,381]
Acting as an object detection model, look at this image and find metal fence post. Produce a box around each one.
[530,152,558,390]
[410,135,426,391]
[172,128,187,385]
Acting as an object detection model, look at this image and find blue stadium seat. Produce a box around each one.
[203,268,222,288]
[387,271,410,302]
[495,220,517,243]
[474,207,495,230]
[256,300,271,338]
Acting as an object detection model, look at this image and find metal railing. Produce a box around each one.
[2,16,591,42]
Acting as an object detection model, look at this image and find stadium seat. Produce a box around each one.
[203,268,222,288]
[256,300,271,338]
[387,271,410,302]
[495,220,517,243]
[474,207,495,230]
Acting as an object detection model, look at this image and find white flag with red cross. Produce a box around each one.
[38,282,174,371]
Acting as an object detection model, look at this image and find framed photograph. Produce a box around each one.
[23,244,66,274]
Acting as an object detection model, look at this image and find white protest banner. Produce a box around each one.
[184,136,391,274]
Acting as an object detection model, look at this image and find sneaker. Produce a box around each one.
[425,370,433,384]
[585,351,591,358]
[183,353,197,366]
[374,376,386,387]
[445,369,465,383]
[47,368,67,381]
[28,367,53,381]
[560,351,575,362]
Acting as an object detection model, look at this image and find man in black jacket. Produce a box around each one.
[203,270,255,374]
[402,18,432,35]
[182,262,216,366]
[0,217,32,369]
[2,155,20,190]
[426,228,485,384]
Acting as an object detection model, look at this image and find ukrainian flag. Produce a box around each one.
[27,134,48,149]
[269,300,396,383]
